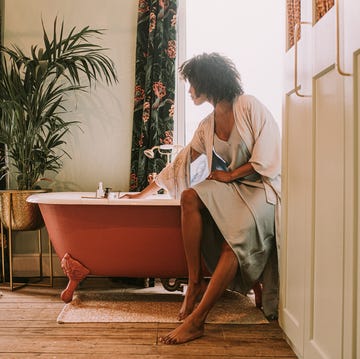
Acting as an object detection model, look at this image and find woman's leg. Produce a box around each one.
[160,240,239,344]
[178,188,208,320]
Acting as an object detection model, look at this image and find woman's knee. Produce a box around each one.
[180,188,203,211]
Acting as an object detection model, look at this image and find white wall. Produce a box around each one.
[183,0,285,141]
[4,0,138,192]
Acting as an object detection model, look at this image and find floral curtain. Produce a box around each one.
[287,0,334,49]
[0,0,4,190]
[0,0,7,280]
[315,0,334,22]
[286,0,301,50]
[129,0,177,191]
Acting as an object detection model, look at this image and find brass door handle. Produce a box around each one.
[335,0,351,76]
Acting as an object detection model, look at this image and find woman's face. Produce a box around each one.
[189,85,207,106]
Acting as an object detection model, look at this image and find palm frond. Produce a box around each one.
[0,18,118,189]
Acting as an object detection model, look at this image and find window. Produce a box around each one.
[175,0,285,145]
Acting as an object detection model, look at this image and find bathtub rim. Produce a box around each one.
[27,191,180,206]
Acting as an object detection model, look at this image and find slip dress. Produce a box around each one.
[192,125,276,294]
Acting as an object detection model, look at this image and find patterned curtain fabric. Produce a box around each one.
[0,0,4,190]
[315,0,334,22]
[286,0,301,50]
[129,0,177,191]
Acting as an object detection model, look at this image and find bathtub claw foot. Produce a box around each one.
[60,253,90,303]
[160,278,188,292]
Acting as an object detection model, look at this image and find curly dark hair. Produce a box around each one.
[179,52,244,104]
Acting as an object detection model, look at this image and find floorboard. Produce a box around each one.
[0,278,297,358]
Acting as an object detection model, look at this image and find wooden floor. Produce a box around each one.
[0,277,297,359]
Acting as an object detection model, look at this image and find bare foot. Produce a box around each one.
[178,279,208,321]
[159,317,204,344]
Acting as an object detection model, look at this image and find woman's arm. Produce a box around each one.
[207,162,255,182]
[190,147,201,163]
[122,146,202,200]
[120,180,161,199]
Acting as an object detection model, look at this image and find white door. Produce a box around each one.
[281,1,312,356]
[342,0,360,357]
[281,0,359,358]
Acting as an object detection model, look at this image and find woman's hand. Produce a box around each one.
[207,170,233,183]
[119,192,144,199]
[207,163,256,183]
[119,180,162,199]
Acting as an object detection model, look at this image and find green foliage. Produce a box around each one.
[0,18,117,190]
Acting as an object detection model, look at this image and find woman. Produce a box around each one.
[123,53,281,344]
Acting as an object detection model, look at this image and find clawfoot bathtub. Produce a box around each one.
[27,192,188,303]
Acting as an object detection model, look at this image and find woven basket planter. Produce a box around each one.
[0,190,48,231]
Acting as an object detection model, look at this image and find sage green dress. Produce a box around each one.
[193,126,276,306]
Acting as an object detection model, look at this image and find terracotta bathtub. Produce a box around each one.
[27,192,188,302]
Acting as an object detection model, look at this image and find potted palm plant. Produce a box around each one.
[0,18,117,230]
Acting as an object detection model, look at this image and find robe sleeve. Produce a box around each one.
[154,144,191,198]
[155,113,213,198]
[188,114,211,154]
[243,96,281,180]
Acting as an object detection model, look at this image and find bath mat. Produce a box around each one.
[57,285,268,324]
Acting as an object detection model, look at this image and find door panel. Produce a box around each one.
[282,1,359,358]
[305,67,344,359]
[355,50,360,359]
[281,92,312,356]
